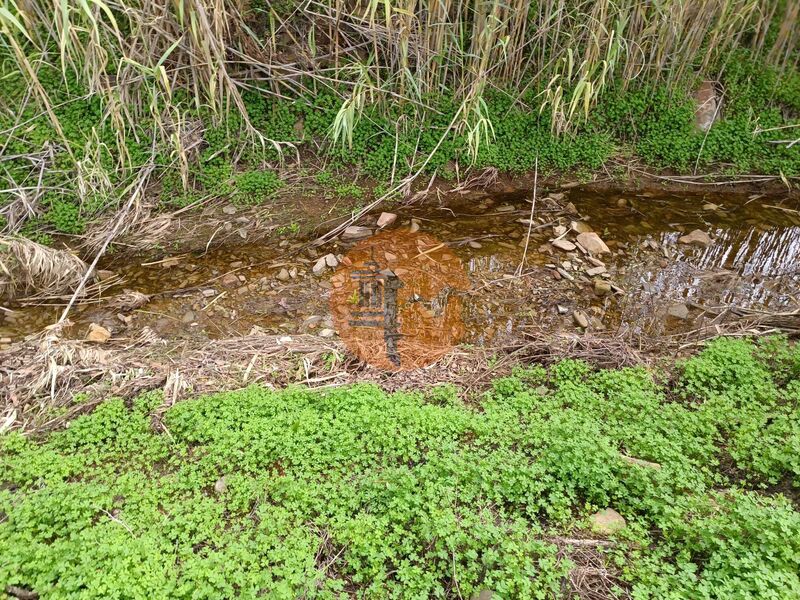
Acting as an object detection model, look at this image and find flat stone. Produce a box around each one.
[324,253,338,268]
[553,225,568,237]
[571,220,593,234]
[496,204,515,212]
[576,232,610,255]
[319,328,336,338]
[573,310,589,328]
[548,192,565,201]
[586,265,606,276]
[557,305,569,315]
[341,226,373,240]
[589,508,626,535]
[586,257,604,269]
[556,267,574,281]
[201,288,217,297]
[85,323,111,343]
[468,241,482,249]
[679,229,712,247]
[620,454,662,470]
[222,205,237,215]
[668,303,690,320]
[376,212,397,228]
[552,239,577,252]
[303,315,323,329]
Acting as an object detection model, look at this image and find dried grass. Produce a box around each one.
[0,236,90,301]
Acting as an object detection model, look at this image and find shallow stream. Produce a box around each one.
[2,187,799,354]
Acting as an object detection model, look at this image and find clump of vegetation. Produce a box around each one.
[1,337,798,598]
[0,1,798,243]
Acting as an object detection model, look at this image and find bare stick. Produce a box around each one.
[517,155,538,276]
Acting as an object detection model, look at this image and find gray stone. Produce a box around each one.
[589,508,626,535]
[586,265,606,276]
[324,253,338,268]
[277,268,290,281]
[668,303,690,320]
[341,226,373,240]
[214,476,227,494]
[181,311,196,324]
[222,205,237,215]
[319,328,336,338]
[312,257,328,275]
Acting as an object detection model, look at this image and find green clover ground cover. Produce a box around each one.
[1,336,799,599]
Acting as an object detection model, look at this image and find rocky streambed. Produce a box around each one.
[1,187,799,355]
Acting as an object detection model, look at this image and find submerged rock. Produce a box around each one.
[679,230,712,247]
[576,232,610,255]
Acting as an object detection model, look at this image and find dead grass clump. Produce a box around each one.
[0,237,90,302]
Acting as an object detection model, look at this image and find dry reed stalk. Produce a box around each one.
[0,236,90,301]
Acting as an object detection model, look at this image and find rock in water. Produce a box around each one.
[85,323,111,343]
[576,232,611,255]
[679,230,712,247]
[341,226,373,240]
[376,212,397,228]
[552,239,577,252]
[589,508,626,535]
[570,220,593,234]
